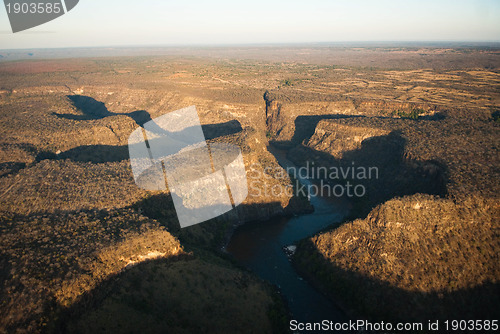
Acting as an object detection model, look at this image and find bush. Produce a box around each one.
[392,109,423,120]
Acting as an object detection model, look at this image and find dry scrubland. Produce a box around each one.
[0,45,499,331]
[257,49,499,322]
[0,56,299,333]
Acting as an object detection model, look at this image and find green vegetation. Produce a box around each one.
[391,108,425,119]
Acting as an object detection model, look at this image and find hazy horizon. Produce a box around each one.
[1,0,499,50]
[2,40,500,51]
[1,41,499,64]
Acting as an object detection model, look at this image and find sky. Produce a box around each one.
[1,0,499,49]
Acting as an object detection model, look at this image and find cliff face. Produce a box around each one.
[233,127,312,223]
[262,91,445,150]
[262,89,498,202]
[263,91,286,139]
[1,54,498,332]
[294,194,500,322]
[0,88,301,333]
[306,121,389,159]
[275,117,447,219]
[282,98,499,323]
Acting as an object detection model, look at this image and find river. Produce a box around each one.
[226,146,351,331]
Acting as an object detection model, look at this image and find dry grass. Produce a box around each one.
[63,258,282,334]
[0,55,303,333]
[294,194,499,321]
[0,208,181,332]
[0,48,498,331]
[0,160,145,215]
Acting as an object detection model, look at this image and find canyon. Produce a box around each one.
[0,46,499,332]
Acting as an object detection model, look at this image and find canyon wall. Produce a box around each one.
[262,94,500,323]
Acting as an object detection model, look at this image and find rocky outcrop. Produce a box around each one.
[262,91,446,150]
[285,98,499,324]
[263,90,286,139]
[306,121,389,159]
[294,194,500,322]
[287,120,446,217]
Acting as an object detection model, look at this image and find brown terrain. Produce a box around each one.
[0,45,499,332]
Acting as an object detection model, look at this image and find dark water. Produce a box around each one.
[226,148,350,330]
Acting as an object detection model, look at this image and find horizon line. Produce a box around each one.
[2,40,500,52]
